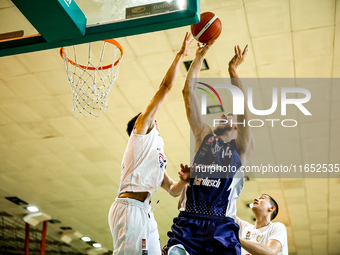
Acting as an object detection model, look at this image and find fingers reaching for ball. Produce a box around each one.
[229,44,249,69]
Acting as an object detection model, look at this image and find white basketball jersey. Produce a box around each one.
[118,126,167,201]
[235,217,288,255]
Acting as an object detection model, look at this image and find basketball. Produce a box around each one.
[190,12,222,44]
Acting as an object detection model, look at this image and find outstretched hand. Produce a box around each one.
[195,41,213,58]
[178,163,195,183]
[178,32,194,57]
[229,44,248,70]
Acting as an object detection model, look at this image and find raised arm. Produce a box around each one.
[228,45,254,165]
[182,43,213,151]
[134,33,193,135]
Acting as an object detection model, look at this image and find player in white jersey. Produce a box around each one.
[108,33,194,255]
[235,194,288,255]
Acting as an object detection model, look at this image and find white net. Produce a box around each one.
[60,40,123,117]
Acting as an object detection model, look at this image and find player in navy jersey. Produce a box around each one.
[163,43,254,255]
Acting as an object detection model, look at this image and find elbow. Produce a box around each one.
[162,81,173,91]
[167,184,176,197]
[251,250,276,255]
[263,247,279,255]
[169,187,181,197]
[182,88,189,97]
[182,85,195,99]
[160,77,174,92]
[183,79,195,94]
[268,250,279,255]
[182,89,192,106]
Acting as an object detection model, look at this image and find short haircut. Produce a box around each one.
[126,112,142,136]
[264,194,279,220]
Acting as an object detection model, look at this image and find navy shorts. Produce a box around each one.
[163,212,241,255]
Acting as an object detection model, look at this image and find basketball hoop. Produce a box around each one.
[60,39,123,117]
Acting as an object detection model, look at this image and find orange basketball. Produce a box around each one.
[191,12,222,44]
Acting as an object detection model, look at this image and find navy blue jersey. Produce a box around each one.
[180,134,244,218]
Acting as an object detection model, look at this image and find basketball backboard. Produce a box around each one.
[0,0,199,57]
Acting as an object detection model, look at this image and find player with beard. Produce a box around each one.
[163,43,254,255]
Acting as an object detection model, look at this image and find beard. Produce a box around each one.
[213,124,232,136]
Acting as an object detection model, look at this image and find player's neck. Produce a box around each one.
[215,134,232,143]
[254,214,271,229]
[215,130,234,143]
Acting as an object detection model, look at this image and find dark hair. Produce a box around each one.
[126,112,142,136]
[264,194,279,220]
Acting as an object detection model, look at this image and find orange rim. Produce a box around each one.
[60,39,124,70]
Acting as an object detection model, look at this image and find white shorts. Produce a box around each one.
[108,197,161,255]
